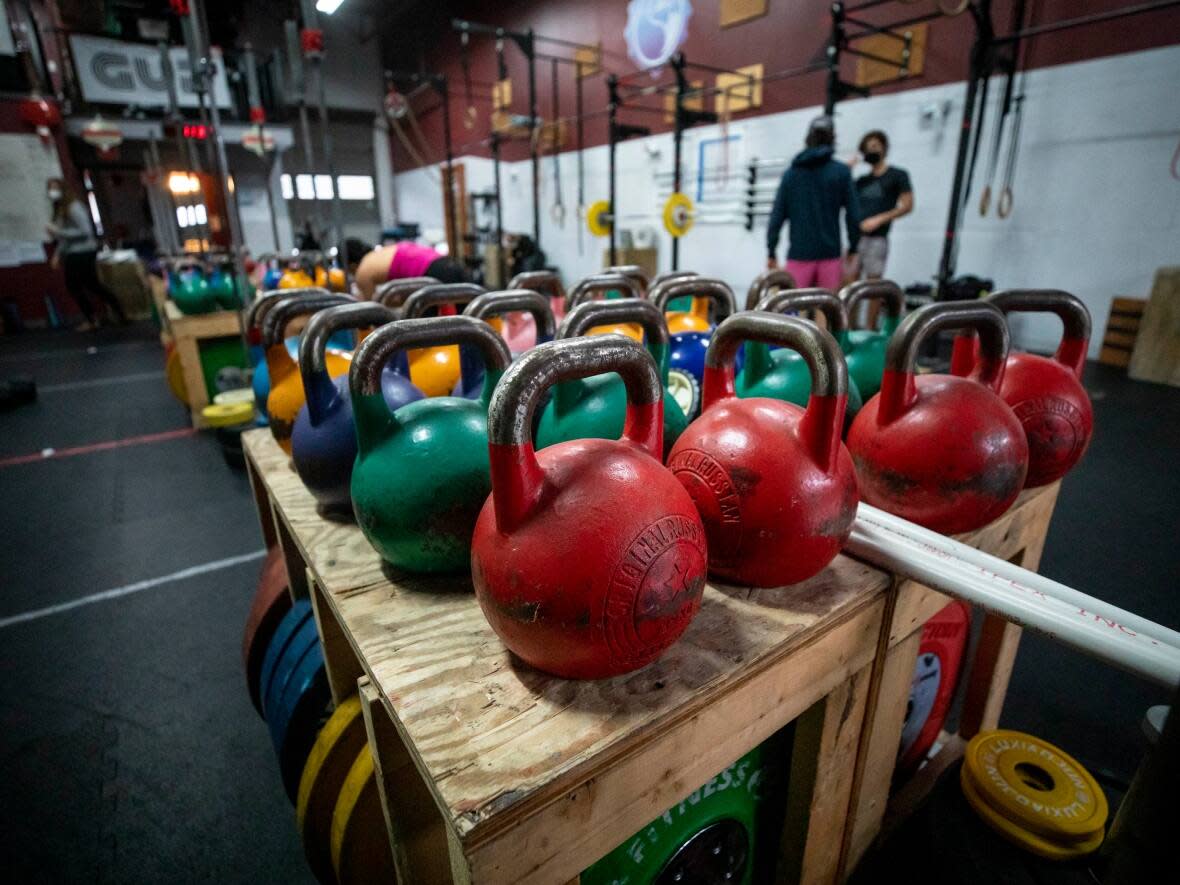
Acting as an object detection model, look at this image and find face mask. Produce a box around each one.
[863,151,882,165]
[48,189,63,201]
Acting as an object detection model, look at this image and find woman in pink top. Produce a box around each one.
[355,238,468,299]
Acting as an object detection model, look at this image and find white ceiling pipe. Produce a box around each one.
[857,503,1180,650]
[846,521,1180,688]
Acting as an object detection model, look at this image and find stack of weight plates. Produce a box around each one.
[960,729,1108,860]
[243,549,291,715]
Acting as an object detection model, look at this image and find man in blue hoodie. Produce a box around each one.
[766,115,861,290]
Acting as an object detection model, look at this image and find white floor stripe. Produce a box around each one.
[39,371,164,392]
[0,549,267,630]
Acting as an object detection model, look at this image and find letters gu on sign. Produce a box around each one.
[68,35,232,109]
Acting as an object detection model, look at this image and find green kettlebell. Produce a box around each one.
[172,264,216,315]
[837,279,905,399]
[350,315,511,573]
[535,297,688,459]
[736,288,864,425]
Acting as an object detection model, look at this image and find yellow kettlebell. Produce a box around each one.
[400,283,491,397]
[264,293,353,453]
[280,267,315,289]
[567,272,646,340]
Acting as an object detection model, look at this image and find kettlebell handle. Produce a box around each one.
[703,312,849,472]
[263,293,352,348]
[745,268,797,311]
[299,302,396,424]
[464,289,557,344]
[756,287,849,334]
[604,264,650,295]
[651,270,698,288]
[567,273,643,308]
[350,315,511,399]
[880,301,1010,423]
[374,276,439,310]
[559,298,670,349]
[650,277,737,321]
[402,282,487,318]
[248,287,328,331]
[486,336,664,531]
[508,270,564,302]
[990,289,1090,379]
[839,280,905,326]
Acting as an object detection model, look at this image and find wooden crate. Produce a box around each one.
[1128,267,1180,386]
[241,429,1060,883]
[839,482,1061,875]
[165,300,246,428]
[1098,296,1146,368]
[242,429,891,883]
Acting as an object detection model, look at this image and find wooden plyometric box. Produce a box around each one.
[1128,267,1180,386]
[603,246,657,282]
[1099,296,1146,368]
[165,300,247,427]
[716,63,763,114]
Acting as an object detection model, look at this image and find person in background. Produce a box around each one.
[766,115,861,290]
[353,237,468,300]
[46,177,126,330]
[854,130,913,280]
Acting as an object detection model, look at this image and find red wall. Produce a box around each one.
[0,98,80,327]
[382,0,1180,170]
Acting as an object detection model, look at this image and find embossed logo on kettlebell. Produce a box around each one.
[1013,397,1085,475]
[668,448,742,561]
[605,515,706,666]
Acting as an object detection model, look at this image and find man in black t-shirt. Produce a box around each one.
[853,130,913,280]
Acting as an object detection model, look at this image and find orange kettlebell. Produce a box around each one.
[566,273,645,340]
[399,283,489,397]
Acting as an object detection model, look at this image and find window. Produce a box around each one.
[280,173,375,201]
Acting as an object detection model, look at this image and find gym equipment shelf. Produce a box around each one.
[164,299,246,428]
[240,427,1059,883]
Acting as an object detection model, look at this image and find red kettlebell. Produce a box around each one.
[472,335,708,679]
[949,290,1093,488]
[847,301,1029,533]
[668,312,858,587]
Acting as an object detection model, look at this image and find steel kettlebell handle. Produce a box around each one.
[558,298,670,348]
[486,336,664,531]
[402,282,487,318]
[651,270,698,288]
[299,302,396,424]
[880,301,1010,423]
[464,289,557,344]
[703,312,848,471]
[604,264,650,295]
[567,273,643,308]
[839,279,905,326]
[989,289,1091,379]
[651,277,737,322]
[248,287,329,331]
[756,287,850,334]
[374,276,439,310]
[350,315,511,399]
[508,270,564,302]
[263,293,353,348]
[745,268,798,311]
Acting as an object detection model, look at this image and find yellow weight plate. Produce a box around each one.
[663,192,695,238]
[331,748,396,884]
[962,729,1108,842]
[586,199,613,237]
[297,696,367,885]
[213,388,256,406]
[201,401,254,427]
[961,764,1105,860]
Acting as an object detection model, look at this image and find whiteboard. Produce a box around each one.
[0,134,63,265]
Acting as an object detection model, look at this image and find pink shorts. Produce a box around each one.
[785,258,842,291]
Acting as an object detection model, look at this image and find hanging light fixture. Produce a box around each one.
[82,114,124,159]
[242,125,276,157]
[20,96,61,144]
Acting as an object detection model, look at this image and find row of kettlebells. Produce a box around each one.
[246,270,1092,681]
[256,250,348,294]
[167,257,249,315]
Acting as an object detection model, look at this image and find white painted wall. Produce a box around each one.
[394,46,1180,356]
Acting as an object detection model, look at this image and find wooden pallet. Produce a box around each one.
[165,300,245,427]
[241,428,1060,883]
[1098,296,1146,368]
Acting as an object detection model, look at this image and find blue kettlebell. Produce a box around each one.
[291,302,425,517]
[650,277,738,385]
[453,289,557,399]
[736,287,864,428]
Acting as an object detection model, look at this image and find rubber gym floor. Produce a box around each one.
[1,321,1176,882]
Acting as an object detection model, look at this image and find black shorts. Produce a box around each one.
[424,256,469,284]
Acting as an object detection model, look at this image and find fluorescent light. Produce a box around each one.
[176,206,188,228]
[316,0,345,14]
[314,174,334,199]
[280,174,294,199]
[337,175,374,200]
[195,204,208,224]
[295,174,315,199]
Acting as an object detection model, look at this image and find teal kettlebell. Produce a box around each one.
[172,264,216,315]
[535,297,688,459]
[736,288,864,426]
[350,315,511,573]
[837,279,905,400]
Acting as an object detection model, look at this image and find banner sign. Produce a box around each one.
[68,35,232,109]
